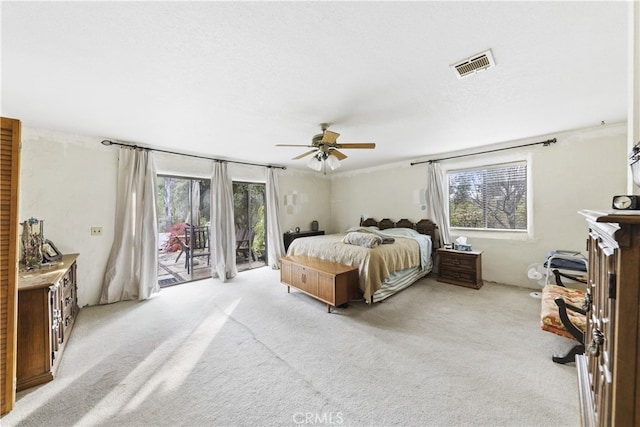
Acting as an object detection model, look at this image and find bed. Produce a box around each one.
[285,218,439,303]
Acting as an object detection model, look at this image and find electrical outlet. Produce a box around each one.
[90,226,103,236]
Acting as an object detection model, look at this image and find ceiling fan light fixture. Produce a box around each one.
[307,155,322,171]
[277,124,375,172]
[327,154,341,170]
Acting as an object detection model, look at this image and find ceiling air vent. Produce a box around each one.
[451,49,495,79]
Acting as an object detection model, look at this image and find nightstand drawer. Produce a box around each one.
[439,253,477,271]
[439,269,478,286]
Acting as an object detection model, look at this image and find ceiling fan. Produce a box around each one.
[276,123,376,172]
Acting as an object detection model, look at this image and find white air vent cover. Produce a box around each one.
[451,49,495,79]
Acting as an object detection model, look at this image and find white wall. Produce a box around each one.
[19,128,331,307]
[330,162,431,232]
[277,168,331,234]
[19,129,118,307]
[331,123,627,288]
[629,0,640,194]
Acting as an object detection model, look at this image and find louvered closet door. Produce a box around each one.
[0,117,21,415]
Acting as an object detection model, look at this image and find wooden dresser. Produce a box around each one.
[436,248,483,289]
[577,211,640,426]
[17,253,79,391]
[281,255,358,312]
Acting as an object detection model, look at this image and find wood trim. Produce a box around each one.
[576,355,596,427]
[0,117,21,415]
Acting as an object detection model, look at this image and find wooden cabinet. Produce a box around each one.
[17,254,79,391]
[283,230,324,252]
[281,255,358,312]
[577,211,640,427]
[437,249,483,289]
[1,117,20,415]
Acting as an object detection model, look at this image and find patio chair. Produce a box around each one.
[181,223,211,274]
[236,228,255,262]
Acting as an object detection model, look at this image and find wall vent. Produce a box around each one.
[451,49,495,79]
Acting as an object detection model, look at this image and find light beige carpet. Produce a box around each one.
[3,268,580,426]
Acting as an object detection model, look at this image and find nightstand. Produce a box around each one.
[437,248,483,289]
[283,230,325,252]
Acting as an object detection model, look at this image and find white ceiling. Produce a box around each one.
[1,1,629,172]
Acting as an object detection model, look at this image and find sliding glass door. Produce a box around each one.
[156,175,211,286]
[233,181,267,271]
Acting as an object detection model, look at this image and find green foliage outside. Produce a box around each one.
[448,164,527,230]
[233,182,266,261]
[156,177,266,260]
[252,204,266,259]
[157,176,210,233]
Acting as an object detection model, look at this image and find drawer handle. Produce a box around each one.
[452,273,460,279]
[588,328,604,357]
[452,259,460,265]
[582,292,592,312]
[52,310,61,330]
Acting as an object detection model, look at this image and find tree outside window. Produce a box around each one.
[448,162,527,230]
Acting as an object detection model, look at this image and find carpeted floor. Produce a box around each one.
[2,268,580,426]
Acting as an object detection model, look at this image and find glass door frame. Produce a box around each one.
[232,180,267,271]
[157,174,211,286]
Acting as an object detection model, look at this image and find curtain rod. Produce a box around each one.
[100,139,286,170]
[410,138,557,166]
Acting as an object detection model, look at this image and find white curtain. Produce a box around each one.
[100,147,159,303]
[426,162,451,246]
[265,168,285,268]
[210,162,237,281]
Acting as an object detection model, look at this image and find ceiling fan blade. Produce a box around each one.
[276,144,314,147]
[330,149,348,160]
[337,143,376,149]
[322,130,340,144]
[292,149,317,160]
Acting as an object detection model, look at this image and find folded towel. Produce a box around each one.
[342,232,383,248]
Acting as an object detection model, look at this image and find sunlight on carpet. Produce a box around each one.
[75,298,241,426]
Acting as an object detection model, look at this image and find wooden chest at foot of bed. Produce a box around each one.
[280,255,359,312]
[437,248,483,289]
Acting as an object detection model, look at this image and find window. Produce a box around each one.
[448,162,527,230]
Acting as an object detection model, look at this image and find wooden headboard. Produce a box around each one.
[359,217,439,248]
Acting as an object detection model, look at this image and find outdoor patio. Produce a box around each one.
[157,249,266,287]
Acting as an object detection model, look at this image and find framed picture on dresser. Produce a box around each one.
[42,239,62,262]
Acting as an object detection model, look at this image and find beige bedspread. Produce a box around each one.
[286,233,421,302]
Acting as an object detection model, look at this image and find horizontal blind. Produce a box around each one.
[448,162,527,230]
